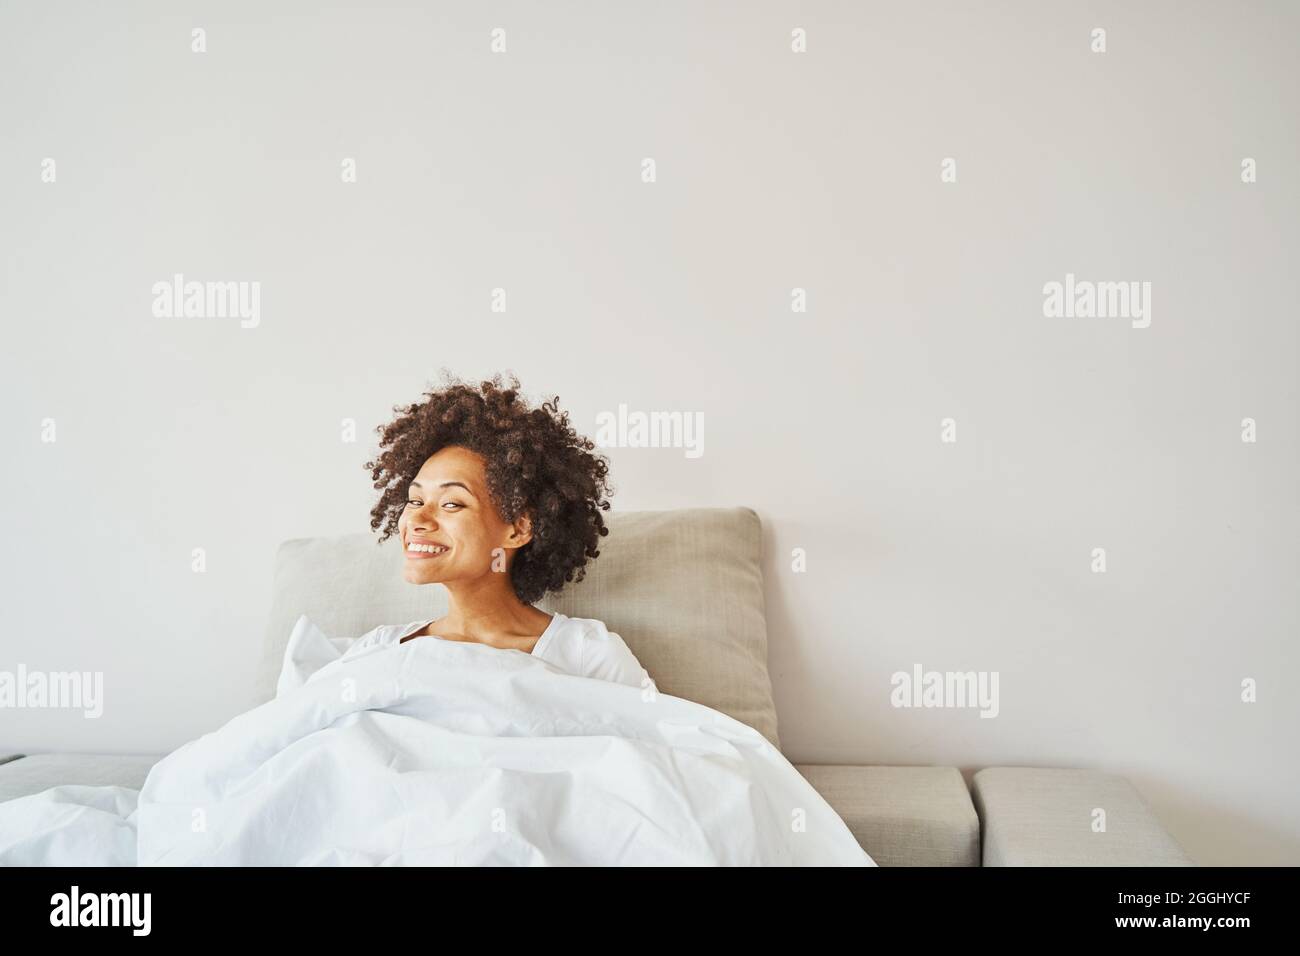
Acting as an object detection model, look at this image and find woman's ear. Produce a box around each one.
[506,513,534,549]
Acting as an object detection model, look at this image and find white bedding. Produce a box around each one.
[0,617,874,866]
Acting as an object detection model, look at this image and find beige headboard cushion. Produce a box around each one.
[256,507,780,749]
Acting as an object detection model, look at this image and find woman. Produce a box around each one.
[342,373,648,688]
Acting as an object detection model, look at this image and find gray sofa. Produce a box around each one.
[0,507,1193,866]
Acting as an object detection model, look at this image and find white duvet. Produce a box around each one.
[0,617,874,866]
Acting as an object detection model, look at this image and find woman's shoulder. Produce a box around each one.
[544,613,648,687]
[545,612,618,649]
[549,612,608,637]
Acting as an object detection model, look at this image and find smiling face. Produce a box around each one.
[397,445,533,589]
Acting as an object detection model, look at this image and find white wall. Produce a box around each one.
[1,1,1296,865]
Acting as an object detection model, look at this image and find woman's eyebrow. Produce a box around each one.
[409,479,475,496]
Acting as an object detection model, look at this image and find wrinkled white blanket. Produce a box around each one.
[0,617,873,865]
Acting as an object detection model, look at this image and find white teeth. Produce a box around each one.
[407,543,446,554]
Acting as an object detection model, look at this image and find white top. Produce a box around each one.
[341,611,651,689]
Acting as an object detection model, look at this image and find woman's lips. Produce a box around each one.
[405,542,449,560]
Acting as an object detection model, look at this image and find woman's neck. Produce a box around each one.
[438,575,550,641]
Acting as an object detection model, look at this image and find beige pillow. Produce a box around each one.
[256,507,780,749]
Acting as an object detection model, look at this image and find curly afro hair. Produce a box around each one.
[364,372,614,604]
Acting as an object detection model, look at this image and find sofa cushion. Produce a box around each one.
[256,507,781,749]
[0,753,161,803]
[972,767,1194,866]
[796,764,980,866]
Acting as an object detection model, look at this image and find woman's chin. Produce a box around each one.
[402,566,442,585]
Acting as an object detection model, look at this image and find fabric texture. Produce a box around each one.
[972,767,1194,866]
[0,632,870,866]
[338,611,650,689]
[0,753,159,803]
[794,764,981,866]
[256,507,781,749]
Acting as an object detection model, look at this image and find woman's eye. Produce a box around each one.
[442,502,463,511]
[405,499,421,507]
